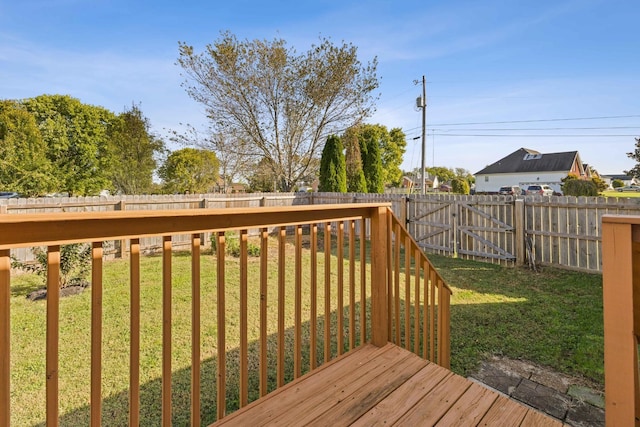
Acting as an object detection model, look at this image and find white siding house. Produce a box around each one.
[474,148,585,194]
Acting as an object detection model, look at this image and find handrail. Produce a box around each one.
[389,212,452,368]
[0,203,450,426]
[602,214,640,426]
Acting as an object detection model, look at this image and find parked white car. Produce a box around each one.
[525,185,553,196]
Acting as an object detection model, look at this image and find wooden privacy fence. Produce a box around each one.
[313,193,640,272]
[5,192,640,271]
[0,203,451,426]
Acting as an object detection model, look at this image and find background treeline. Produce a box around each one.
[0,95,167,196]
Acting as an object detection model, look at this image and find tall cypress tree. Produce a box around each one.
[318,135,347,192]
[360,127,384,194]
[344,127,367,193]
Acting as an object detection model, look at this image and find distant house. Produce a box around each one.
[400,174,439,193]
[474,148,586,194]
[601,174,637,188]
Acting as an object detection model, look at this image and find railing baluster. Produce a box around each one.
[337,221,344,355]
[259,228,268,397]
[0,249,10,427]
[387,213,393,341]
[216,231,226,420]
[91,242,103,427]
[422,263,430,360]
[429,268,436,362]
[394,222,401,345]
[349,220,356,350]
[438,279,451,369]
[360,218,366,344]
[191,234,201,427]
[294,225,302,378]
[404,234,411,350]
[414,247,420,356]
[47,245,60,427]
[324,222,331,363]
[162,236,172,427]
[277,227,285,387]
[130,239,140,426]
[240,230,248,406]
[310,224,318,370]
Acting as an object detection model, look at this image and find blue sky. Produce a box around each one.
[1,0,638,175]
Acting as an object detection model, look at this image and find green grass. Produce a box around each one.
[602,189,640,198]
[8,241,604,425]
[429,254,603,386]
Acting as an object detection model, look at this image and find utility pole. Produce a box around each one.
[420,75,427,194]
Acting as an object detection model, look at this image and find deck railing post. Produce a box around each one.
[0,249,10,427]
[602,218,640,426]
[370,207,389,347]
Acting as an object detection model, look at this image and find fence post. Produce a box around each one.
[116,201,126,258]
[0,205,6,215]
[514,199,525,265]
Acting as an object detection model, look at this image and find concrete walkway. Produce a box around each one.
[469,356,604,427]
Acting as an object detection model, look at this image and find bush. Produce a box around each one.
[12,243,92,288]
[210,231,260,257]
[451,177,470,194]
[612,179,624,189]
[561,179,598,197]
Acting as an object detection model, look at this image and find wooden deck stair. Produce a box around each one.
[212,343,561,426]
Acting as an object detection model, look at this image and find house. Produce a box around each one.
[400,173,439,193]
[600,174,636,189]
[474,148,586,194]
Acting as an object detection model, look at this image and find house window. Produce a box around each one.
[485,176,489,182]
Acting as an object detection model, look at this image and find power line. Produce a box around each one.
[432,126,640,131]
[430,134,638,137]
[429,114,640,126]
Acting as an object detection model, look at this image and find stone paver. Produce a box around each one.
[469,357,604,427]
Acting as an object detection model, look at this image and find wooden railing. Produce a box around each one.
[602,215,640,426]
[0,203,451,426]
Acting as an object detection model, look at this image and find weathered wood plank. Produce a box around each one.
[351,362,451,426]
[435,381,498,426]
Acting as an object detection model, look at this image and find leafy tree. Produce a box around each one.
[22,95,116,196]
[170,124,246,194]
[107,104,165,194]
[381,128,407,187]
[451,177,470,194]
[343,127,367,193]
[247,157,279,192]
[591,176,607,193]
[318,135,346,192]
[0,101,57,196]
[612,179,624,188]
[158,148,219,194]
[177,31,379,191]
[625,137,640,178]
[426,166,455,184]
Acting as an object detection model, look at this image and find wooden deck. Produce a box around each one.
[212,343,561,426]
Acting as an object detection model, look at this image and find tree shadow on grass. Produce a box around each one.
[44,302,372,427]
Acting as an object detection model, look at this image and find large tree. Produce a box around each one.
[107,105,165,194]
[626,137,640,178]
[318,135,346,193]
[177,31,379,191]
[158,148,219,194]
[357,126,384,194]
[0,101,57,196]
[22,95,116,196]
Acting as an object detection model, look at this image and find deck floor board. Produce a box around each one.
[212,343,563,427]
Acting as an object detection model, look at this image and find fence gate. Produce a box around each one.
[407,195,517,265]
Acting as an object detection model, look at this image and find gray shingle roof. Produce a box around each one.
[475,148,580,175]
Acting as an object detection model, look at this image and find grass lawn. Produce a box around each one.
[9,242,603,425]
[601,189,640,198]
